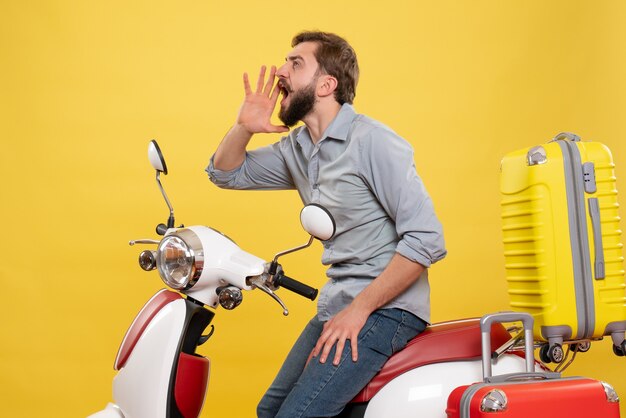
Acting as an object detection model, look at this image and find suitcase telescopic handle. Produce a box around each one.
[480,312,535,380]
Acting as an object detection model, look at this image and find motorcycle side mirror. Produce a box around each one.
[269,204,336,276]
[300,204,336,241]
[148,140,175,233]
[148,140,168,174]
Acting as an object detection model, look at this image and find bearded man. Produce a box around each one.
[207,31,446,418]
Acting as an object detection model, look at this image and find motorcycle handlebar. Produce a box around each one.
[273,272,318,301]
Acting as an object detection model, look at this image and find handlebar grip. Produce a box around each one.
[274,273,318,301]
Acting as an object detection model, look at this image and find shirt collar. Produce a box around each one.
[296,103,357,147]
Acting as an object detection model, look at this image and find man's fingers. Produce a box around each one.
[312,336,326,359]
[333,339,345,366]
[256,65,267,93]
[270,80,281,105]
[310,334,325,362]
[351,337,358,362]
[268,124,289,133]
[243,72,252,95]
[319,339,334,364]
[263,66,276,95]
[316,327,335,364]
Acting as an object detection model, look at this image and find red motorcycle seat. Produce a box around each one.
[350,317,512,403]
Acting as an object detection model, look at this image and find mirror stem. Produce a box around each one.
[156,171,175,228]
[269,236,314,275]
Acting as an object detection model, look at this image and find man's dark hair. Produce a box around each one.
[292,31,359,105]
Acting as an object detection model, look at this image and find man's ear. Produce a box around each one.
[317,75,338,98]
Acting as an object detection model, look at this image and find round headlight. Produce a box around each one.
[156,230,203,290]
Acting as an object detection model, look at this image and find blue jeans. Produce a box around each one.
[257,309,427,418]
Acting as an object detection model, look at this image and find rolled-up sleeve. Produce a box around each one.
[359,128,447,268]
[206,139,295,190]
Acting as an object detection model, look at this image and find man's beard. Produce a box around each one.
[278,80,317,127]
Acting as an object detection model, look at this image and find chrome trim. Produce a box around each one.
[602,382,620,403]
[157,228,204,290]
[218,286,243,310]
[248,275,288,316]
[129,239,161,246]
[527,146,547,166]
[271,235,314,265]
[175,228,204,289]
[138,250,157,271]
[480,389,508,412]
[156,170,175,221]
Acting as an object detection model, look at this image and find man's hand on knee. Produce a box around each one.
[309,305,369,366]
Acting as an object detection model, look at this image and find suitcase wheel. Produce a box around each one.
[612,340,626,357]
[570,341,591,353]
[539,343,564,363]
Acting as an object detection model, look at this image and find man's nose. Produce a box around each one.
[276,63,288,78]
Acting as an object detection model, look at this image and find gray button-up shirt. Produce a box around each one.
[207,104,446,323]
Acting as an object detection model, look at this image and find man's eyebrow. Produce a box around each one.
[285,55,304,62]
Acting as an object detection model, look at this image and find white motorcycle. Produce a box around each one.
[90,141,615,418]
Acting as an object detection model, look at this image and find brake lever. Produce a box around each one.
[129,239,160,246]
[248,276,289,316]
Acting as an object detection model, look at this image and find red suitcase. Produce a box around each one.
[446,312,621,418]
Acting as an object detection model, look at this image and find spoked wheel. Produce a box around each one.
[570,341,591,353]
[548,344,564,363]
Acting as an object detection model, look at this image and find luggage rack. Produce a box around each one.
[494,326,600,373]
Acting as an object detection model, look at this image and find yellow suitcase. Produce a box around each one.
[500,133,626,363]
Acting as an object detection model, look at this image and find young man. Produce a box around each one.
[207,31,446,418]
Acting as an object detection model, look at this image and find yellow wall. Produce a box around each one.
[1,1,625,417]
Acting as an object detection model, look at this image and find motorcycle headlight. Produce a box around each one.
[156,229,203,290]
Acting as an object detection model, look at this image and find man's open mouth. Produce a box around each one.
[278,83,291,107]
[279,81,291,98]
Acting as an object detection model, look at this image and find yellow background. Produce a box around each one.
[1,1,625,417]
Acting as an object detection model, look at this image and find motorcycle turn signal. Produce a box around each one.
[138,250,157,271]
